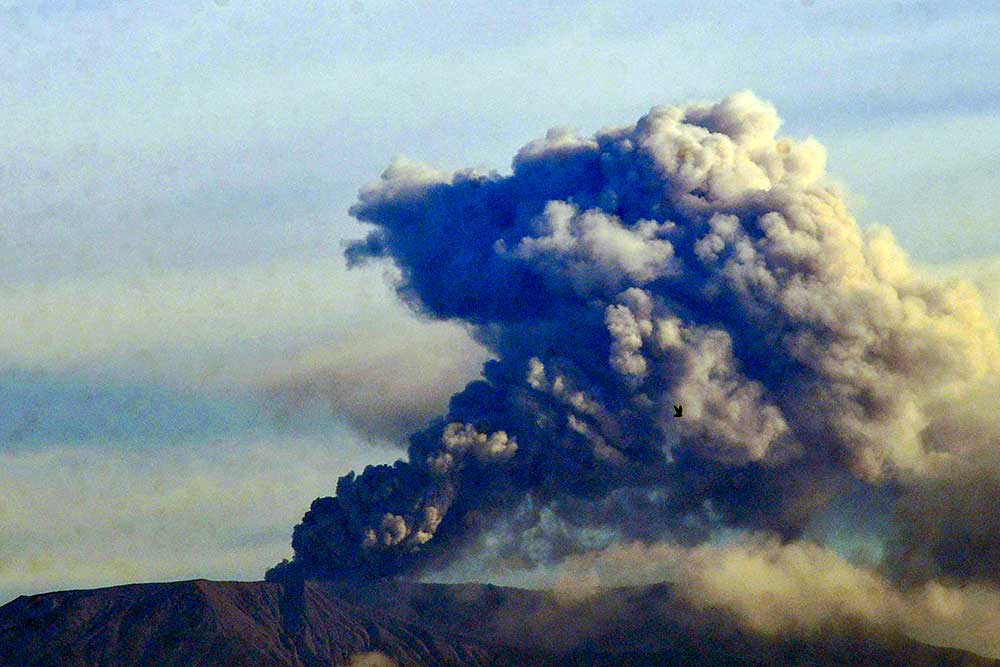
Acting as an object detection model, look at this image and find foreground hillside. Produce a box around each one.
[0,579,994,666]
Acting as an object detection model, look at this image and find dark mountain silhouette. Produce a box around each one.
[0,579,994,667]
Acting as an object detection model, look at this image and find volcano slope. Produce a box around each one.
[0,578,995,667]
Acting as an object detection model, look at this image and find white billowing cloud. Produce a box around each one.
[556,538,1000,660]
[511,200,675,293]
[428,422,518,474]
[0,432,383,604]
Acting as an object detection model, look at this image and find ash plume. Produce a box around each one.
[268,92,1000,584]
[554,538,1000,659]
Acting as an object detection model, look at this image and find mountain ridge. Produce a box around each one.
[1,578,994,667]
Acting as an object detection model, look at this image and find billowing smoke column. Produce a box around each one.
[268,92,999,582]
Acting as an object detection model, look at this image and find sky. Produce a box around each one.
[1,0,999,605]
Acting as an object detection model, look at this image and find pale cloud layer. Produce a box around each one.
[0,257,486,440]
[0,433,385,604]
[1,259,363,378]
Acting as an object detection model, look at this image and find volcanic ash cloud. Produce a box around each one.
[268,92,1000,582]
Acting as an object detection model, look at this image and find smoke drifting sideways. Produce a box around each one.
[267,92,1000,586]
